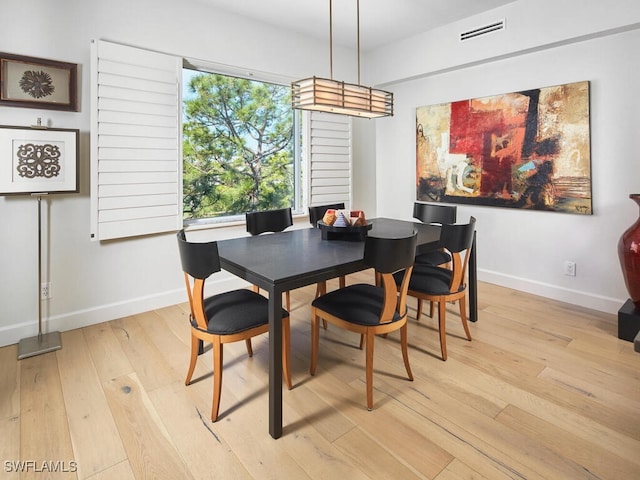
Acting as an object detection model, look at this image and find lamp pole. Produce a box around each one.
[17,193,62,359]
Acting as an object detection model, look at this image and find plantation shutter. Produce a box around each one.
[308,111,352,207]
[90,40,182,241]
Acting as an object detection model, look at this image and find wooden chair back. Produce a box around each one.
[246,207,293,235]
[176,229,220,331]
[363,233,417,323]
[413,202,457,225]
[440,217,476,293]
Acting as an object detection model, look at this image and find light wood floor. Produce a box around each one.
[2,272,639,479]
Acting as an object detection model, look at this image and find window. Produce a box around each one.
[91,41,351,240]
[182,67,302,224]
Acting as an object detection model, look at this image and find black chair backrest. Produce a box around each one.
[177,230,221,280]
[364,233,417,274]
[440,217,476,253]
[246,208,293,235]
[308,203,346,227]
[413,202,457,225]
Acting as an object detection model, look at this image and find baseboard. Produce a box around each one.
[478,268,624,315]
[2,270,622,349]
[0,275,249,349]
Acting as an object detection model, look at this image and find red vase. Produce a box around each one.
[618,194,640,309]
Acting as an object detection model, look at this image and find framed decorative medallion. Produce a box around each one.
[0,53,78,111]
[0,125,79,195]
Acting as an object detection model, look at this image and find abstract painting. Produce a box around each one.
[416,81,591,214]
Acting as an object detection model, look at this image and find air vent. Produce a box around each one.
[460,19,505,41]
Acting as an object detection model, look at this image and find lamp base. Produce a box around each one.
[18,331,62,360]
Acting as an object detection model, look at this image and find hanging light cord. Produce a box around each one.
[290,0,393,118]
[329,0,333,79]
[357,0,361,84]
[329,0,361,83]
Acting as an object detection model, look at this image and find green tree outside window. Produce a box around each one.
[183,72,294,219]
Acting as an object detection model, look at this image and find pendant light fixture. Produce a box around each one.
[291,0,393,118]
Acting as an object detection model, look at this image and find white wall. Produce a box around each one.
[1,0,637,348]
[0,0,350,347]
[351,118,378,216]
[371,1,640,313]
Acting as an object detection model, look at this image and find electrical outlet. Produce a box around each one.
[41,282,52,300]
[564,261,576,277]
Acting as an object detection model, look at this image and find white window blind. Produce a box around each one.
[308,111,352,208]
[90,40,182,241]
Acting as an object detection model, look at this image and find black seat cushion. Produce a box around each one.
[197,289,288,335]
[312,284,402,326]
[394,264,462,295]
[414,250,451,266]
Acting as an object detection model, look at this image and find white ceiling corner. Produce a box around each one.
[190,0,518,51]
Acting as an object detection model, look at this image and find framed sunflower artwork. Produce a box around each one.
[0,53,78,111]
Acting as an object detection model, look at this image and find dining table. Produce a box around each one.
[216,217,477,438]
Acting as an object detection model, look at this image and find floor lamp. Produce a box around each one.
[17,193,62,359]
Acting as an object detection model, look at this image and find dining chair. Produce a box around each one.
[397,217,476,361]
[177,230,292,422]
[246,207,294,310]
[310,232,418,410]
[412,202,457,266]
[412,202,457,318]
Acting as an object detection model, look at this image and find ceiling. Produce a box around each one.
[192,0,518,51]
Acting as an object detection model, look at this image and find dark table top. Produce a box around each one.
[215,216,464,439]
[217,217,441,293]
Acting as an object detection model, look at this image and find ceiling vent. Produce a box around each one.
[460,19,505,41]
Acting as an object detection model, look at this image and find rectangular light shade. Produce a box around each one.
[291,77,393,118]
